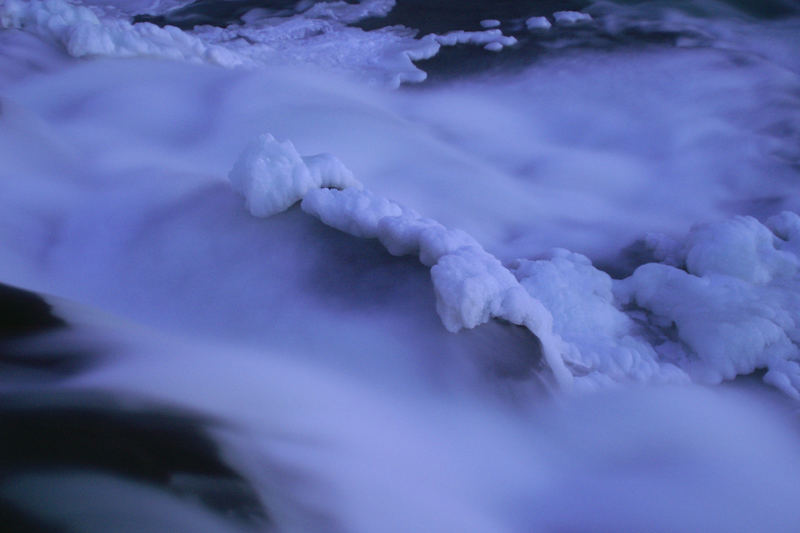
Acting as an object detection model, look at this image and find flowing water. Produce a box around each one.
[1,1,800,531]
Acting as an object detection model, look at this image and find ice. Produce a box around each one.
[525,16,552,31]
[513,250,686,390]
[615,214,800,396]
[228,133,360,218]
[480,19,500,29]
[553,11,593,25]
[433,29,517,49]
[230,139,572,386]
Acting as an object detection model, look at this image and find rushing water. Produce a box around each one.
[1,1,800,532]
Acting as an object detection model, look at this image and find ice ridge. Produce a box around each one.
[229,134,800,397]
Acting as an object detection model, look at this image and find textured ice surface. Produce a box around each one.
[525,16,552,31]
[553,11,593,25]
[228,134,360,217]
[229,133,800,396]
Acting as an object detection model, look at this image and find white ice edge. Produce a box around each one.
[228,134,574,388]
[229,133,800,397]
[0,0,518,87]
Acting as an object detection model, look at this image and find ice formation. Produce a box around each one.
[229,134,573,387]
[0,0,524,87]
[525,16,552,31]
[553,11,594,25]
[228,134,361,218]
[433,29,517,50]
[230,134,800,397]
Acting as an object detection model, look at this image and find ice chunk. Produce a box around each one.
[480,19,501,29]
[484,42,503,52]
[228,134,360,218]
[433,30,517,48]
[684,215,799,283]
[553,11,593,25]
[514,250,686,389]
[615,215,800,396]
[525,16,552,31]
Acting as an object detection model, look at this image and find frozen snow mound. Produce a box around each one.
[616,213,800,398]
[228,134,361,218]
[229,134,800,398]
[514,214,800,396]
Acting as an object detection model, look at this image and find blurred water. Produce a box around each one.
[2,1,800,532]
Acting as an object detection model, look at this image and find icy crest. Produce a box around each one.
[616,214,800,397]
[553,11,593,25]
[229,134,800,397]
[228,134,360,218]
[229,134,573,387]
[0,0,244,66]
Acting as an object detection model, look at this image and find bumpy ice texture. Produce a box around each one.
[229,134,800,397]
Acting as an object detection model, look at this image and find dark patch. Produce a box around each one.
[0,283,66,340]
[303,216,432,312]
[597,238,663,279]
[0,283,92,383]
[0,500,66,533]
[133,0,352,30]
[0,390,269,527]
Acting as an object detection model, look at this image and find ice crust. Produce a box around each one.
[230,134,800,396]
[525,17,552,31]
[228,134,361,218]
[230,134,573,386]
[0,0,521,87]
[553,11,593,25]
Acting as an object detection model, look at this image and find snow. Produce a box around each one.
[525,16,552,31]
[432,29,517,50]
[616,214,800,397]
[553,11,593,25]
[228,134,360,218]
